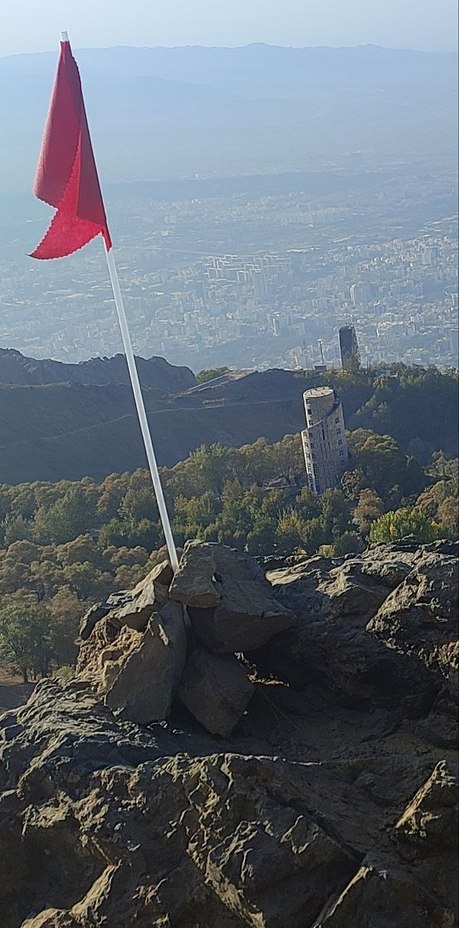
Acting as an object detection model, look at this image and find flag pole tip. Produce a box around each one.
[60,31,69,42]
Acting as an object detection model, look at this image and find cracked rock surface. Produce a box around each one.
[0,541,457,927]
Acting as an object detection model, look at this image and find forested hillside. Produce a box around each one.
[0,426,457,681]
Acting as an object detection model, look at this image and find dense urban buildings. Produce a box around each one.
[301,386,348,494]
[0,166,457,372]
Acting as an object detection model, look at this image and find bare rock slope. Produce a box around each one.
[0,541,457,928]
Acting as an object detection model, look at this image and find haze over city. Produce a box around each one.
[1,0,458,55]
[0,0,457,375]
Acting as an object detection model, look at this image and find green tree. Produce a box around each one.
[28,557,60,600]
[98,518,132,549]
[347,429,407,497]
[276,509,306,554]
[296,486,322,522]
[119,486,157,524]
[33,485,98,544]
[6,540,40,565]
[0,601,55,681]
[341,468,366,501]
[332,532,365,556]
[195,367,230,384]
[321,489,353,542]
[369,507,441,544]
[302,517,325,554]
[246,515,277,556]
[58,534,102,567]
[0,557,30,594]
[48,586,84,666]
[104,545,149,570]
[62,562,112,600]
[353,488,385,537]
[2,513,31,546]
[437,497,459,539]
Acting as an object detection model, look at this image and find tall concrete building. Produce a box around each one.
[339,325,360,372]
[301,387,348,494]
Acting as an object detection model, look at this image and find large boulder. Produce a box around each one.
[78,542,294,734]
[77,598,188,726]
[104,601,187,724]
[78,590,131,641]
[367,551,459,697]
[78,561,173,642]
[178,644,254,737]
[169,540,223,608]
[76,614,133,694]
[172,541,296,653]
[105,560,173,632]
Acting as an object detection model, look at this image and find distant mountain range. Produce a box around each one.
[0,348,195,391]
[0,350,456,485]
[0,43,456,197]
[0,350,308,483]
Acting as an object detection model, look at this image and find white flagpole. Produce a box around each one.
[56,34,178,570]
[104,244,179,573]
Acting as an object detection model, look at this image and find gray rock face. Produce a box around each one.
[79,562,173,642]
[105,561,173,632]
[78,590,131,641]
[367,552,459,694]
[253,545,458,717]
[172,541,296,652]
[178,644,254,737]
[0,669,457,928]
[105,601,187,724]
[169,540,223,608]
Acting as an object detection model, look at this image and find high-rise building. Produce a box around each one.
[339,325,360,372]
[301,387,348,494]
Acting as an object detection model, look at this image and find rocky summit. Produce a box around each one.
[0,540,457,928]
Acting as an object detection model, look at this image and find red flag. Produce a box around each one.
[31,39,111,259]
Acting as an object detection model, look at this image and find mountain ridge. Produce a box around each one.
[0,350,456,485]
[0,347,195,391]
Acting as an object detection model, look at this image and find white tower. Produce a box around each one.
[301,387,348,494]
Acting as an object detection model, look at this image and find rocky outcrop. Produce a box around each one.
[252,542,458,718]
[0,540,457,928]
[104,602,187,724]
[77,541,294,736]
[171,541,296,652]
[367,550,458,695]
[178,645,255,737]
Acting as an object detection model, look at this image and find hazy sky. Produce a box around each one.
[1,0,458,56]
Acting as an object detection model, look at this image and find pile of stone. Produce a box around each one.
[77,540,296,736]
